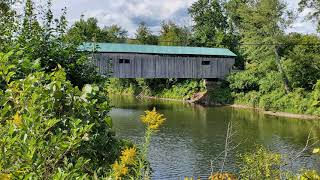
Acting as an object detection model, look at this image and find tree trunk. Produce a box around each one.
[274,46,292,93]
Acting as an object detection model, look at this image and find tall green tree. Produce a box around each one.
[189,0,244,68]
[101,25,128,43]
[230,0,294,93]
[299,0,320,32]
[188,0,229,47]
[68,18,128,43]
[68,16,102,43]
[3,0,102,88]
[0,0,17,51]
[282,33,320,90]
[159,21,191,46]
[134,22,158,45]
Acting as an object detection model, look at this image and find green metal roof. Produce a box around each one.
[79,43,237,57]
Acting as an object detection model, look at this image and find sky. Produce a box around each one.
[50,0,318,37]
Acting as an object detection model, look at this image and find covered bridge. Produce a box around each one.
[80,43,236,79]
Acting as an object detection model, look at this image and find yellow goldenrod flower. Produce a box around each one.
[120,147,137,165]
[112,161,128,179]
[140,108,166,130]
[210,173,238,180]
[0,173,11,180]
[12,112,22,127]
[313,148,320,154]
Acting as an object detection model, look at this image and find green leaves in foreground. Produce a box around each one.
[0,52,120,178]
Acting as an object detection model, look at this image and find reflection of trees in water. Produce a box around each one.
[111,95,320,176]
[230,107,320,150]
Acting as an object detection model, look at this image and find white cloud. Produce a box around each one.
[285,0,318,34]
[51,0,317,37]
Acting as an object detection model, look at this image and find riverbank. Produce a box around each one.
[229,104,320,120]
[106,78,320,120]
[134,94,320,120]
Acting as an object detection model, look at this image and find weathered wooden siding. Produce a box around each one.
[92,53,235,79]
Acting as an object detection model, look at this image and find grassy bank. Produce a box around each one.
[106,78,206,100]
[106,78,320,118]
[228,71,320,117]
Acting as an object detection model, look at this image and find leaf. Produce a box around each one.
[105,117,113,128]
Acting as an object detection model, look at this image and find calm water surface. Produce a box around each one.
[109,95,320,179]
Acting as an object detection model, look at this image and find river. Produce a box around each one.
[109,95,320,179]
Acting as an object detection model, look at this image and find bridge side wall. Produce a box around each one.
[92,53,235,79]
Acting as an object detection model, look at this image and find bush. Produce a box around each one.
[106,78,139,95]
[228,66,260,93]
[208,81,234,104]
[106,78,206,100]
[239,147,281,180]
[0,52,121,178]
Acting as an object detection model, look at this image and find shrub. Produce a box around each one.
[0,52,121,178]
[239,147,281,180]
[309,81,320,115]
[228,67,260,93]
[208,81,234,104]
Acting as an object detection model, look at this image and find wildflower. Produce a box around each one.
[140,107,166,130]
[313,148,320,154]
[12,112,22,127]
[82,133,90,141]
[0,173,11,180]
[112,161,128,178]
[210,172,237,180]
[120,147,137,165]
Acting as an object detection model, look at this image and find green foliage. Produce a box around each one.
[106,78,206,100]
[298,170,320,179]
[239,147,282,180]
[309,81,320,115]
[133,22,158,45]
[0,0,103,89]
[101,25,128,43]
[283,34,320,90]
[0,52,121,178]
[157,80,205,100]
[159,21,191,46]
[106,78,140,95]
[189,0,244,68]
[188,0,229,48]
[225,0,320,116]
[68,16,128,43]
[208,81,234,105]
[228,69,260,93]
[0,0,17,51]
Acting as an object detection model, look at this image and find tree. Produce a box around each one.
[101,25,128,43]
[282,33,320,90]
[134,22,158,45]
[68,16,102,42]
[68,18,128,43]
[0,0,17,51]
[189,0,244,68]
[299,0,320,32]
[188,0,229,47]
[159,21,191,46]
[230,0,294,93]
